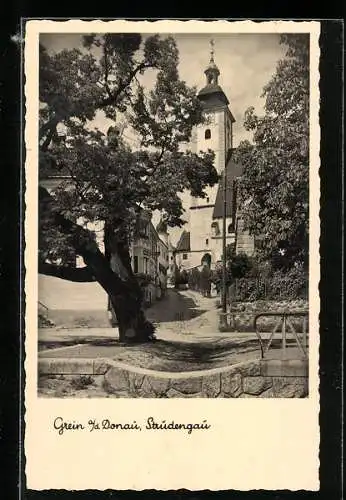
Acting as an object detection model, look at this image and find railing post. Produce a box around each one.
[302,316,307,351]
[282,314,287,358]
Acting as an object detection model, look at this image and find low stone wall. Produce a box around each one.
[38,358,308,398]
[226,299,308,332]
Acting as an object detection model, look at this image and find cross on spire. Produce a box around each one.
[204,38,220,85]
[210,39,215,62]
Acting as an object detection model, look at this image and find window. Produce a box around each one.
[205,129,211,140]
[133,255,138,273]
[211,221,220,236]
[205,238,209,246]
[206,197,209,203]
[183,253,188,260]
[228,223,233,234]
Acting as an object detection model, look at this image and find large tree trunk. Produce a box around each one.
[39,186,156,343]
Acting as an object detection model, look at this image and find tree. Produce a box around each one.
[233,34,309,269]
[211,246,252,295]
[39,34,218,343]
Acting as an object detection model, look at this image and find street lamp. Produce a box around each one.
[219,140,233,331]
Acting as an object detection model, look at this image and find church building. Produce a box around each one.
[174,41,254,271]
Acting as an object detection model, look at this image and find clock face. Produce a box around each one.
[204,112,214,124]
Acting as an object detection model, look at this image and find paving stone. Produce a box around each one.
[259,387,276,398]
[202,373,221,397]
[38,359,53,375]
[243,376,273,395]
[166,388,184,398]
[221,373,242,397]
[140,376,170,396]
[128,372,145,392]
[260,359,308,377]
[237,361,261,377]
[93,360,110,375]
[272,377,308,398]
[50,360,94,375]
[104,367,130,392]
[172,377,203,394]
[166,387,202,398]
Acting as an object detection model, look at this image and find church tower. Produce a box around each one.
[187,40,236,269]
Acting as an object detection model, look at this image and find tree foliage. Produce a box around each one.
[38,34,219,341]
[39,35,217,237]
[39,35,218,266]
[233,34,309,269]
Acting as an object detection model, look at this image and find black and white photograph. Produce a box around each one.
[23,19,321,492]
[35,28,313,400]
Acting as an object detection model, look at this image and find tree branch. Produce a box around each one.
[100,62,153,108]
[39,185,138,297]
[39,261,96,282]
[103,42,112,98]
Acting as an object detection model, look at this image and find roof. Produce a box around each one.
[198,84,229,107]
[175,230,191,253]
[212,157,243,219]
[156,219,168,234]
[167,239,175,252]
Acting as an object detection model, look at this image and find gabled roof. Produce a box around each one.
[212,157,243,219]
[167,239,175,252]
[175,230,190,253]
[156,218,168,234]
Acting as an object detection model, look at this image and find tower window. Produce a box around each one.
[205,238,209,246]
[205,129,211,140]
[133,255,139,273]
[206,197,209,203]
[211,221,220,236]
[183,253,188,260]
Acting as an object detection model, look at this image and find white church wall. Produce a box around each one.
[196,109,225,174]
[189,205,215,253]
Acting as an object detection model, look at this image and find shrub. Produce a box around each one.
[230,267,308,302]
[70,375,94,390]
[188,268,201,291]
[229,252,253,279]
[173,268,189,287]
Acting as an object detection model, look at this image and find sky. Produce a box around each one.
[41,32,286,146]
[40,32,287,244]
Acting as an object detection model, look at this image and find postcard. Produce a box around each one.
[24,19,320,491]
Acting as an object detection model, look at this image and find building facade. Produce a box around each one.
[128,216,169,306]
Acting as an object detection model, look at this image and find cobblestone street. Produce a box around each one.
[38,288,309,399]
[38,288,232,348]
[145,288,221,340]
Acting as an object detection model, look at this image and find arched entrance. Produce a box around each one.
[201,253,212,267]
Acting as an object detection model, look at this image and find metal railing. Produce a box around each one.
[254,311,309,359]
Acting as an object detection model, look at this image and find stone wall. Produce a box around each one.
[38,358,308,398]
[235,217,255,255]
[228,299,308,332]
